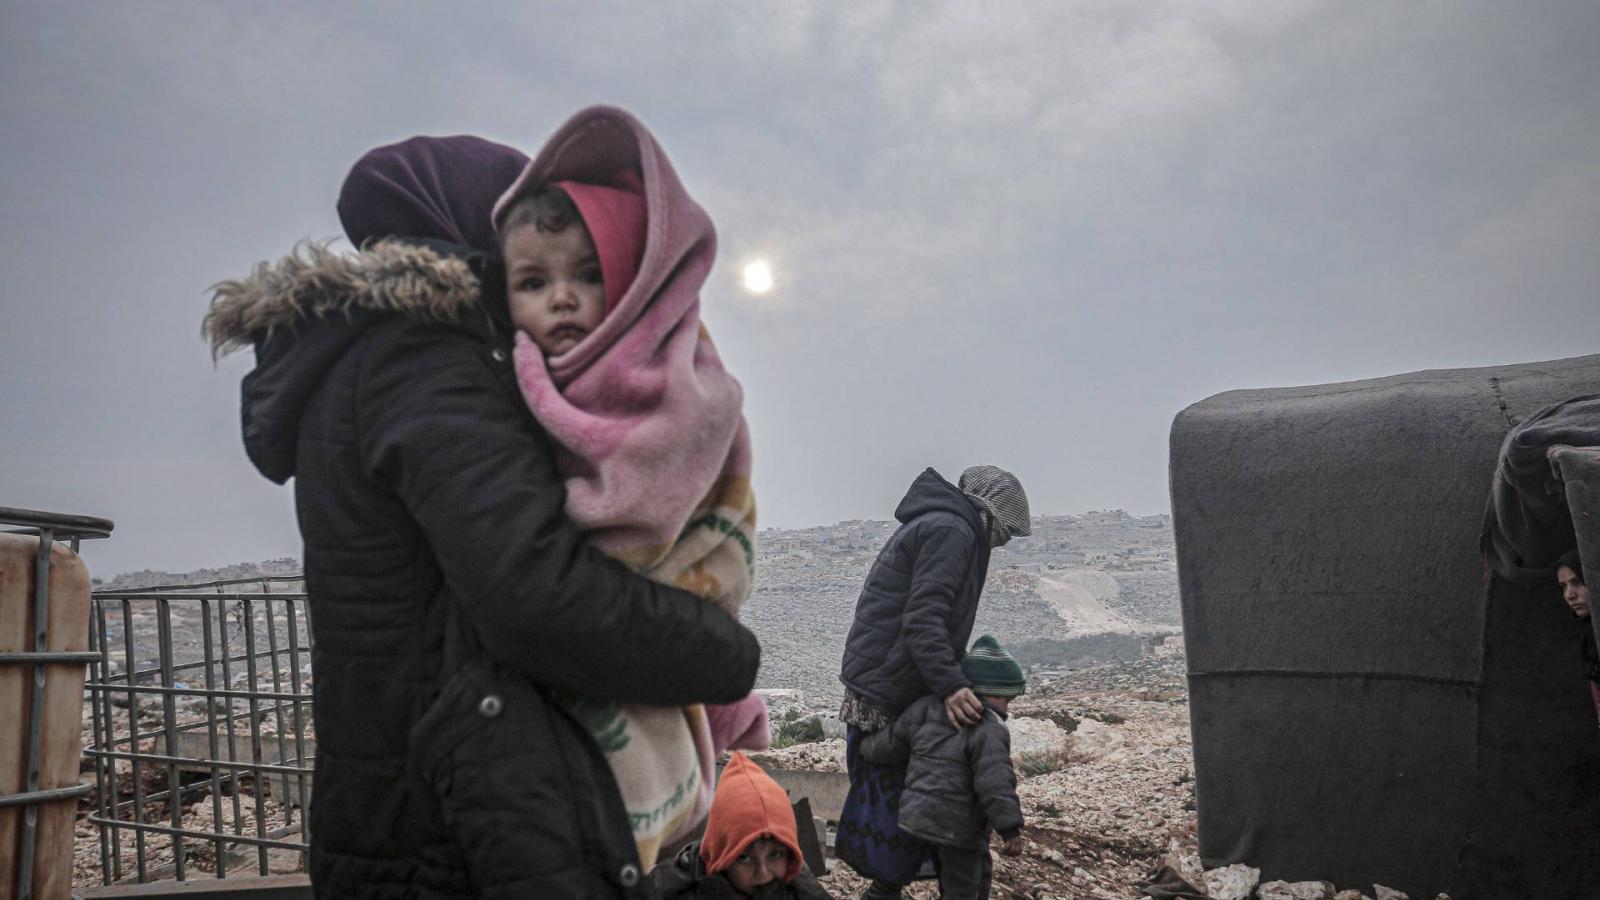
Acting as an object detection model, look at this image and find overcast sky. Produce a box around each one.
[3,1,1597,578]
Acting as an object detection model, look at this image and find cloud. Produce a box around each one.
[3,0,1599,572]
[1461,163,1600,277]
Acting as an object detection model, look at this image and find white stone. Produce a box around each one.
[1009,716,1069,757]
[1373,886,1408,900]
[1259,880,1336,900]
[1068,717,1127,761]
[1203,864,1261,900]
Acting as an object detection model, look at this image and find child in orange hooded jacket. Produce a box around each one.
[652,753,834,899]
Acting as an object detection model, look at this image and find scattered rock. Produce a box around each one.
[1068,717,1126,761]
[1203,863,1261,900]
[1175,853,1205,883]
[1260,880,1336,900]
[1009,716,1069,757]
[749,738,845,773]
[1374,886,1408,900]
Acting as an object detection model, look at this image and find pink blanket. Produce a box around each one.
[495,106,765,864]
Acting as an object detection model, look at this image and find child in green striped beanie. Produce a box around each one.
[860,635,1027,900]
[961,634,1028,699]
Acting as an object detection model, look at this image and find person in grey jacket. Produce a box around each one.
[860,635,1028,900]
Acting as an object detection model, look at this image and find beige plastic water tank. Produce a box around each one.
[0,534,92,900]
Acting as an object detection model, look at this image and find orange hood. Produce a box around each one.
[698,752,804,881]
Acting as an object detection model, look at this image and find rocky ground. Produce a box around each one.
[66,515,1469,899]
[72,515,1192,895]
[757,655,1443,900]
[72,780,303,887]
[757,660,1199,900]
[71,713,309,887]
[71,651,1448,900]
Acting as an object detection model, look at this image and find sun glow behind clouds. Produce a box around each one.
[742,259,774,295]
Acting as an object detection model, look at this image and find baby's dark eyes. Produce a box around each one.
[512,271,600,292]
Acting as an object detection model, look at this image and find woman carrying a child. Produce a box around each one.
[833,466,1031,900]
[205,114,761,898]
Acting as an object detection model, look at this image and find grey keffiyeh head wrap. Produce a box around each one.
[960,465,1031,547]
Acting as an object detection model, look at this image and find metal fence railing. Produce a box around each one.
[83,576,315,885]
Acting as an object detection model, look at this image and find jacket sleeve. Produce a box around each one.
[356,321,760,706]
[901,522,977,701]
[858,713,909,765]
[966,718,1023,840]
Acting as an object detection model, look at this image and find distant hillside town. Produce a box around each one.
[96,557,303,591]
[97,510,1180,700]
[745,510,1179,701]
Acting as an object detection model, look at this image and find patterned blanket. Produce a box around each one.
[503,106,763,866]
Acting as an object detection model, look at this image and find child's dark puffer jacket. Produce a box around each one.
[860,694,1023,850]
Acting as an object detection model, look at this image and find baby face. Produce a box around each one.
[504,222,606,356]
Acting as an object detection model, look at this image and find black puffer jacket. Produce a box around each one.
[207,241,760,898]
[859,695,1022,850]
[838,469,991,714]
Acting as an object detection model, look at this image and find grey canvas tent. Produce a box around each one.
[1170,353,1600,899]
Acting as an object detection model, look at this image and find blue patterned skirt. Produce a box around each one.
[833,725,933,885]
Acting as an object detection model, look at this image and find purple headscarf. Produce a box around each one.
[337,135,529,253]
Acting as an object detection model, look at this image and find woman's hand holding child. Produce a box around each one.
[945,686,985,728]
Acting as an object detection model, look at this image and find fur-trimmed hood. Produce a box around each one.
[203,240,481,358]
[204,240,497,483]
